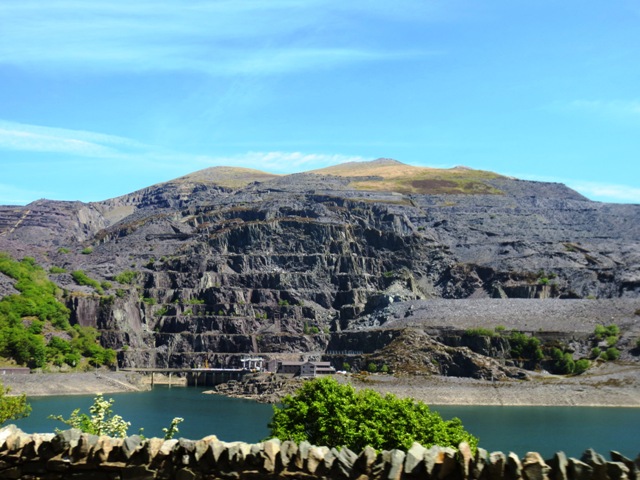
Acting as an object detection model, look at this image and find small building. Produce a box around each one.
[267,360,336,377]
[300,361,335,378]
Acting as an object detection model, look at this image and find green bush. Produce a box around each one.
[574,359,591,374]
[114,270,138,285]
[604,347,620,361]
[594,324,619,341]
[57,247,70,254]
[81,247,93,255]
[465,327,496,337]
[549,347,575,374]
[268,378,478,452]
[49,266,66,274]
[508,331,543,361]
[1,382,31,425]
[71,270,104,295]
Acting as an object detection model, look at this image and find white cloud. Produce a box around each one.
[565,181,640,204]
[0,184,50,206]
[0,0,440,76]
[501,170,640,204]
[199,151,370,173]
[567,99,640,118]
[0,120,149,158]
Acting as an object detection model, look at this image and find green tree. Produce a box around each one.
[0,382,31,425]
[268,377,477,452]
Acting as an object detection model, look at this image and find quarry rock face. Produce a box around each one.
[1,160,639,372]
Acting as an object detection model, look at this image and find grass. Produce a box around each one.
[309,159,505,195]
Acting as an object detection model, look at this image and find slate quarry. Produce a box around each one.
[1,160,639,375]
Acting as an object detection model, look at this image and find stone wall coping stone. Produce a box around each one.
[1,425,639,480]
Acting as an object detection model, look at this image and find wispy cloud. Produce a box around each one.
[566,99,640,119]
[0,0,439,76]
[0,120,150,158]
[502,170,640,204]
[0,184,50,206]
[200,151,370,173]
[565,181,640,204]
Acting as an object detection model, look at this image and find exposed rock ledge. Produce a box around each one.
[205,363,640,407]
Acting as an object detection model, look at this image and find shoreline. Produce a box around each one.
[1,371,150,397]
[2,364,639,408]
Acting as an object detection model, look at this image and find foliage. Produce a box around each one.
[508,332,543,361]
[81,247,93,255]
[367,362,378,373]
[57,247,70,254]
[594,324,619,339]
[464,327,497,338]
[163,417,184,439]
[603,347,620,361]
[0,382,31,425]
[268,377,478,452]
[71,270,104,295]
[574,359,591,374]
[0,255,113,369]
[548,348,589,375]
[49,266,67,274]
[0,254,70,329]
[114,270,138,285]
[50,394,130,437]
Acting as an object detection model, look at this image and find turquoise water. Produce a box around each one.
[10,387,640,459]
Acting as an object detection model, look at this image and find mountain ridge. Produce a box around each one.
[0,158,638,376]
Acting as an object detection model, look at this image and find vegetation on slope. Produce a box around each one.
[310,159,504,195]
[0,253,115,369]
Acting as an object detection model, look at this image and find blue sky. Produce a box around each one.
[1,1,639,205]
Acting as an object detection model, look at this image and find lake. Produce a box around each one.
[10,386,640,459]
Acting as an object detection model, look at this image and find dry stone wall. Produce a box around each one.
[1,425,638,480]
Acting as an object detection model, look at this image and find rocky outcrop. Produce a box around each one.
[1,425,638,480]
[207,373,306,403]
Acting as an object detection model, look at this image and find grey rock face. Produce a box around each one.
[1,165,639,371]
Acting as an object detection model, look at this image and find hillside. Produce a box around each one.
[0,159,639,377]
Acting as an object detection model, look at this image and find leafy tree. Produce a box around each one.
[0,382,31,425]
[268,377,477,452]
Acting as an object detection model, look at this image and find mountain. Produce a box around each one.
[1,159,639,376]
